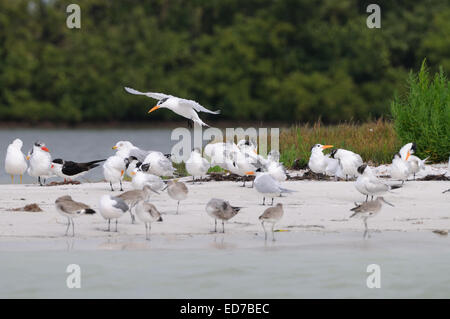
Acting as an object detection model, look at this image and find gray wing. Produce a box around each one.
[179,99,220,114]
[111,196,129,212]
[129,148,152,162]
[255,175,282,193]
[364,176,388,193]
[159,157,175,172]
[124,87,171,101]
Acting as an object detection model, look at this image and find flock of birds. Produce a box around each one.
[2,87,449,241]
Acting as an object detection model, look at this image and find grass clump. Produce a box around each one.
[391,60,450,163]
[279,120,401,168]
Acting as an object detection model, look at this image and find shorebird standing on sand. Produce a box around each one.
[99,195,129,232]
[350,196,394,239]
[5,138,28,184]
[355,164,402,201]
[103,155,126,191]
[259,203,284,241]
[166,180,188,214]
[135,201,163,240]
[205,198,242,233]
[116,185,159,223]
[251,170,295,205]
[26,141,52,186]
[55,195,96,237]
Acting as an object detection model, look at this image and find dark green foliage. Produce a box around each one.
[391,61,450,162]
[0,0,449,124]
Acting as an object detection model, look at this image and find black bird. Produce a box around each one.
[51,158,105,181]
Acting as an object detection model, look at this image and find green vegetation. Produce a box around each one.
[0,0,449,124]
[391,61,450,163]
[279,120,401,168]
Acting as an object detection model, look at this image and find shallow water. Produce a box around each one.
[0,128,174,184]
[1,231,450,298]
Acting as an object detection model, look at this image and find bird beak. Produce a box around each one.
[148,105,160,113]
[245,171,254,175]
[321,145,333,149]
[51,164,54,169]
[26,155,30,160]
[41,147,49,152]
[120,170,124,176]
[381,198,394,207]
[406,151,411,161]
[131,172,136,176]
[112,146,117,150]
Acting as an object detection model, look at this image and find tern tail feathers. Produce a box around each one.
[280,187,295,193]
[83,209,96,215]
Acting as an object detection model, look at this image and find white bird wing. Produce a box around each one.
[364,176,388,194]
[179,98,220,114]
[256,175,281,193]
[124,87,172,101]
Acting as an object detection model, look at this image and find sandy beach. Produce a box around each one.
[0,173,449,247]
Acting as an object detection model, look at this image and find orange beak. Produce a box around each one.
[245,171,255,175]
[406,151,411,161]
[321,145,333,149]
[131,171,136,176]
[26,155,30,160]
[41,146,49,152]
[120,170,124,176]
[148,105,160,113]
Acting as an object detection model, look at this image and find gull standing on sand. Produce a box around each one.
[407,154,428,180]
[130,167,165,191]
[350,196,394,239]
[99,195,129,232]
[259,203,284,241]
[251,170,295,205]
[117,185,159,223]
[142,152,176,177]
[185,148,210,183]
[5,138,28,184]
[308,144,334,175]
[55,195,96,237]
[330,148,363,180]
[51,158,105,182]
[205,198,242,233]
[166,180,188,214]
[355,164,402,201]
[103,155,126,191]
[135,201,163,240]
[26,141,52,186]
[124,87,220,127]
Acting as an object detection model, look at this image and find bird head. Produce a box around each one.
[357,164,367,175]
[148,97,169,113]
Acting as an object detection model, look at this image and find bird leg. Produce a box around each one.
[241,176,246,187]
[107,219,111,232]
[115,219,118,232]
[192,176,195,185]
[261,221,267,240]
[120,181,123,192]
[213,219,217,232]
[250,180,254,188]
[176,201,180,214]
[71,218,75,237]
[271,198,274,206]
[365,195,368,202]
[110,182,114,192]
[187,119,193,128]
[20,175,22,184]
[65,217,71,236]
[363,219,369,239]
[272,224,276,242]
[38,176,42,186]
[130,211,135,224]
[262,197,266,205]
[222,220,225,233]
[10,175,14,184]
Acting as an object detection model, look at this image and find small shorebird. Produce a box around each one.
[350,196,394,239]
[330,148,363,180]
[135,201,163,240]
[99,195,129,232]
[124,86,220,127]
[205,198,242,233]
[51,158,105,182]
[259,203,284,241]
[251,171,295,205]
[355,164,402,201]
[117,185,159,223]
[185,148,210,183]
[26,141,53,186]
[166,180,188,214]
[5,138,28,184]
[103,155,126,191]
[55,195,96,236]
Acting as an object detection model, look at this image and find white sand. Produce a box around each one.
[0,175,449,243]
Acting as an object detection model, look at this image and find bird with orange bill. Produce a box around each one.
[103,155,126,191]
[26,141,53,186]
[308,144,334,175]
[124,87,220,127]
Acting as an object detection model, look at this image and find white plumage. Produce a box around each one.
[5,138,28,183]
